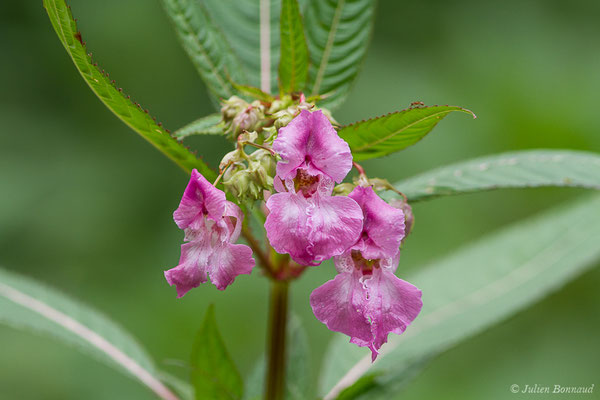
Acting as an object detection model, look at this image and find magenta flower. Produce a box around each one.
[310,186,422,360]
[164,169,255,297]
[264,110,363,266]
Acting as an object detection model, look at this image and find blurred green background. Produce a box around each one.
[1,0,599,399]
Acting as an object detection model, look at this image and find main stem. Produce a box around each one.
[265,279,289,400]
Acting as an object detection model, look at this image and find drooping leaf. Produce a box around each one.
[202,0,282,94]
[305,0,376,109]
[244,315,311,400]
[0,267,178,400]
[320,194,600,399]
[42,0,215,180]
[159,371,195,400]
[191,305,244,400]
[388,150,600,202]
[174,114,224,140]
[233,83,276,102]
[339,105,475,161]
[161,0,247,105]
[279,0,309,93]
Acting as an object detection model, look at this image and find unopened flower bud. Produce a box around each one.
[224,170,253,199]
[250,162,274,190]
[273,109,295,130]
[333,183,356,196]
[219,150,243,170]
[221,96,248,121]
[230,101,265,139]
[249,149,276,177]
[388,197,414,241]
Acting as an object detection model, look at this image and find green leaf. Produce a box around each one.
[42,0,215,180]
[320,194,600,399]
[0,267,178,400]
[279,0,309,94]
[389,150,600,202]
[339,105,475,161]
[201,0,282,94]
[161,0,246,105]
[305,0,376,110]
[244,315,311,400]
[174,114,224,140]
[159,371,195,400]
[232,83,276,103]
[192,305,244,400]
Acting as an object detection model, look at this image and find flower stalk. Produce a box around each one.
[265,279,289,400]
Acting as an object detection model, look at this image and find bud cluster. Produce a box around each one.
[218,93,336,202]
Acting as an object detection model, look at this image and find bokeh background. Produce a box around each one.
[1,0,599,399]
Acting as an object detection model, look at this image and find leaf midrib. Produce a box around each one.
[311,0,345,95]
[323,203,597,399]
[348,110,453,152]
[171,0,232,98]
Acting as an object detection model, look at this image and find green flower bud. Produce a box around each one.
[219,150,243,171]
[224,169,261,201]
[221,96,248,121]
[229,101,265,139]
[333,183,356,196]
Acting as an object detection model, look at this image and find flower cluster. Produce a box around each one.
[265,110,363,265]
[164,170,254,296]
[165,102,422,359]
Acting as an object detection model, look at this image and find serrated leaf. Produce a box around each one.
[320,194,600,399]
[201,0,282,94]
[305,0,376,110]
[174,114,224,140]
[339,105,475,161]
[389,150,600,202]
[0,267,177,400]
[192,305,244,400]
[279,0,309,93]
[161,0,247,105]
[42,0,215,180]
[244,315,311,400]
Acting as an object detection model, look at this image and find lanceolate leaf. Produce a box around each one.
[42,0,215,180]
[191,305,244,400]
[161,0,246,105]
[174,114,224,140]
[279,0,309,93]
[0,267,178,400]
[305,0,376,110]
[390,150,600,202]
[339,105,475,161]
[202,0,281,94]
[320,194,600,399]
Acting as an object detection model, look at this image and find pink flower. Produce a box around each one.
[165,170,255,297]
[264,110,363,265]
[310,186,422,360]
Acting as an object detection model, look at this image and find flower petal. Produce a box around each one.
[208,242,255,290]
[223,201,244,243]
[307,194,364,263]
[349,186,405,260]
[274,110,352,183]
[164,240,211,298]
[366,267,423,360]
[173,169,226,230]
[264,191,316,265]
[310,269,372,344]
